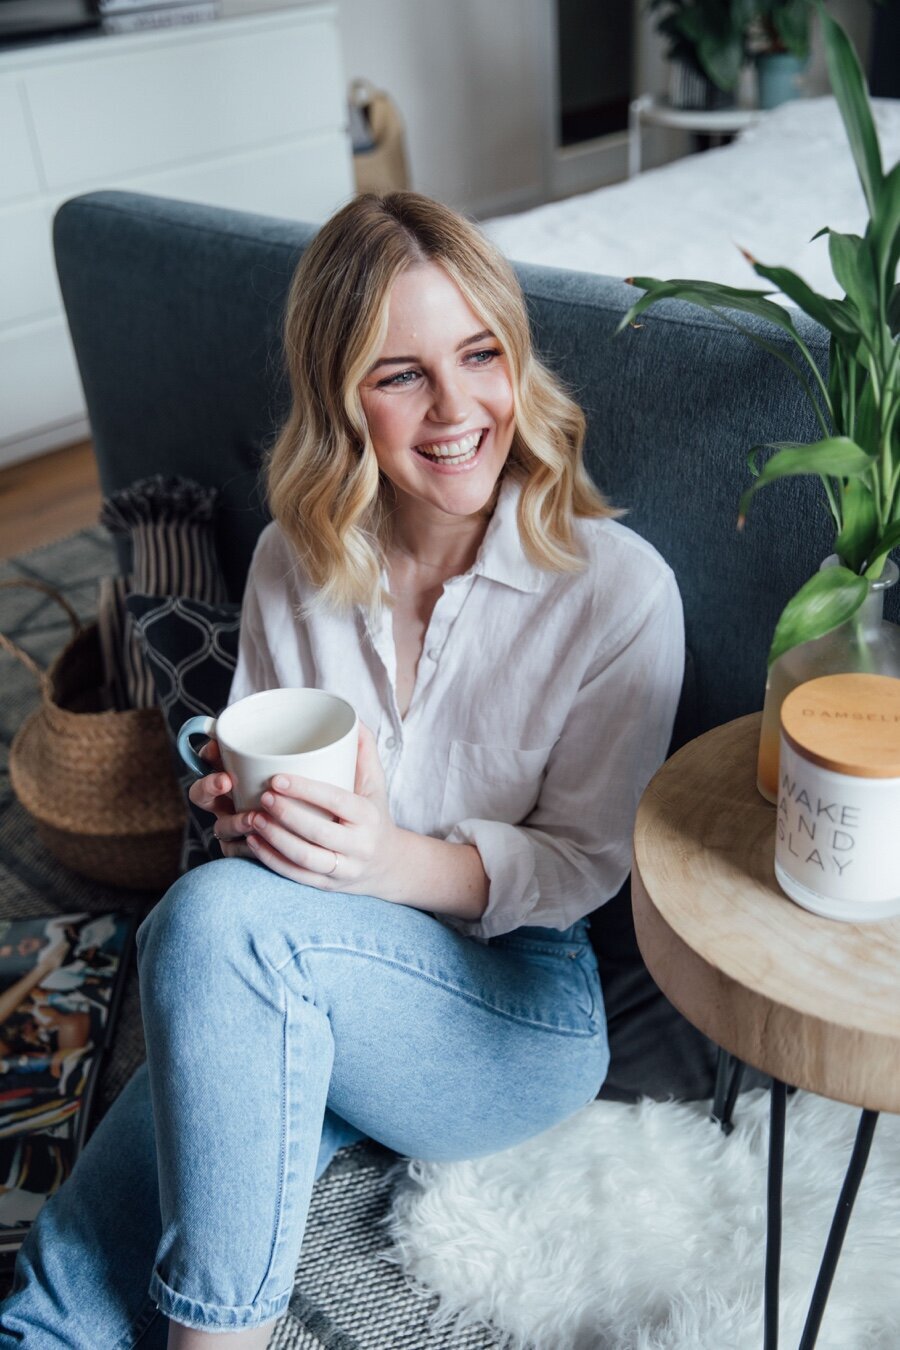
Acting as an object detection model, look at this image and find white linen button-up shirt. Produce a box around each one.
[228,477,684,940]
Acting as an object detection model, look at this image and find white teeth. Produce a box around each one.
[416,431,482,458]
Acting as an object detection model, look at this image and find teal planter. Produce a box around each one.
[756,53,807,109]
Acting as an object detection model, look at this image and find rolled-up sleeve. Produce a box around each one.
[444,568,685,939]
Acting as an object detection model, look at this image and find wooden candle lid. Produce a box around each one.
[781,673,900,778]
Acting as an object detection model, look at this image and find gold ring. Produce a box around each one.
[325,850,339,876]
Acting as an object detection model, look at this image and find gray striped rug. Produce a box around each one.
[0,528,500,1350]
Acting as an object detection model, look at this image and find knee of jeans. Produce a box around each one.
[137,858,257,988]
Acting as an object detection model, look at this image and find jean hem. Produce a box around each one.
[148,1270,290,1329]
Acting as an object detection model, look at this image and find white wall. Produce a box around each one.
[223,0,876,218]
[335,0,548,218]
[223,0,549,217]
[804,0,873,98]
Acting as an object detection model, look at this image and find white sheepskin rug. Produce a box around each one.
[380,1089,900,1349]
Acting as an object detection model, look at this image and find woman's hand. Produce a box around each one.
[187,739,255,860]
[243,723,402,896]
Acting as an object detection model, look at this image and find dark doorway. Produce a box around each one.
[557,0,635,148]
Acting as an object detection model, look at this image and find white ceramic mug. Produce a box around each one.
[177,688,358,812]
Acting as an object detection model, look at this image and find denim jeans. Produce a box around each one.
[0,858,608,1348]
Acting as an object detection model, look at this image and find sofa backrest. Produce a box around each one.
[55,190,895,734]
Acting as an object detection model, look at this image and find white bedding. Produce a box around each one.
[482,97,900,302]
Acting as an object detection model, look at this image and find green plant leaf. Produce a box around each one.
[620,274,833,436]
[820,5,883,218]
[826,335,852,438]
[772,1,811,58]
[853,374,879,457]
[697,32,743,91]
[747,258,866,352]
[835,478,879,573]
[739,437,875,522]
[827,231,878,316]
[619,277,796,339]
[889,283,900,338]
[869,161,900,296]
[868,519,900,576]
[768,566,868,667]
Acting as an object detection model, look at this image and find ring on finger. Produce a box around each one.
[324,850,339,877]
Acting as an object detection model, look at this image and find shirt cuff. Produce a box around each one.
[442,817,541,940]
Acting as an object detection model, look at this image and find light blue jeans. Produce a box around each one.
[0,858,608,1348]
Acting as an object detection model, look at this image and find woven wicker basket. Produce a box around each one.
[2,580,186,890]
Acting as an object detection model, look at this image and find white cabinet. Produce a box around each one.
[0,5,354,467]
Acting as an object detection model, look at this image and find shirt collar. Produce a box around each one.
[472,475,546,594]
[366,474,546,628]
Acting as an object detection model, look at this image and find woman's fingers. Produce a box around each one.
[266,774,358,823]
[254,792,345,850]
[189,771,234,813]
[246,812,339,872]
[213,809,256,843]
[245,830,337,887]
[199,738,223,769]
[187,769,253,846]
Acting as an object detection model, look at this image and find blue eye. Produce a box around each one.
[375,348,502,389]
[378,369,420,388]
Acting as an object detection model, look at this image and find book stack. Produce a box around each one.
[98,0,219,36]
[0,911,135,1263]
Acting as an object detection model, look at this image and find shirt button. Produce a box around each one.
[385,735,397,750]
[426,647,440,661]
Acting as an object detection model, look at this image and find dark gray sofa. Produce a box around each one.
[53,189,894,1103]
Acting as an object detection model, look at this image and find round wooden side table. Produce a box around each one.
[631,713,900,1350]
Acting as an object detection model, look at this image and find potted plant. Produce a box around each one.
[750,0,814,107]
[620,6,900,800]
[648,0,756,109]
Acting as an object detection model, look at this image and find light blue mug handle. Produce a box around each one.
[176,714,218,778]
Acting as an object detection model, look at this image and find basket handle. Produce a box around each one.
[0,579,83,694]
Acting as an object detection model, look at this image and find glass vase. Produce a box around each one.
[757,556,900,803]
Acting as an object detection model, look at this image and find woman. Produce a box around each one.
[0,192,683,1349]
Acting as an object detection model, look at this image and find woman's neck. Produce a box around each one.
[387,493,497,577]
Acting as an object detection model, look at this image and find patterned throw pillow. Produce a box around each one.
[125,594,241,871]
[99,477,228,711]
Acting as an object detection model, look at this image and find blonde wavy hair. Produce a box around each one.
[266,191,616,614]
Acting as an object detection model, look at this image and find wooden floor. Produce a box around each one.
[0,441,101,561]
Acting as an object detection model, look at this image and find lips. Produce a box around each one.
[414,429,486,466]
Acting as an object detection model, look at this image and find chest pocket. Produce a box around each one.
[440,740,553,832]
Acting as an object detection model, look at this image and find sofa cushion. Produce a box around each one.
[98,476,228,711]
[125,594,240,870]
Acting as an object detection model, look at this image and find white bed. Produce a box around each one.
[482,97,900,303]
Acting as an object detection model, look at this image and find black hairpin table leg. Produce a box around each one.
[797,1109,879,1350]
[764,1079,787,1350]
[712,1048,730,1124]
[765,1081,880,1350]
[711,1048,746,1135]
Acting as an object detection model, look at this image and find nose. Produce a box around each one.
[427,365,470,427]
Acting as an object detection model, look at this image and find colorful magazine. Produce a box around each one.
[0,911,136,1258]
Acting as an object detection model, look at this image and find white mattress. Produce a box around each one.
[482,97,900,303]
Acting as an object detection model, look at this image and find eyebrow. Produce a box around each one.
[367,330,496,374]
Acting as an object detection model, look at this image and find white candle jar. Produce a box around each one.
[775,672,900,921]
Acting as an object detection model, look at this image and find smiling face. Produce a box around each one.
[358,262,516,530]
